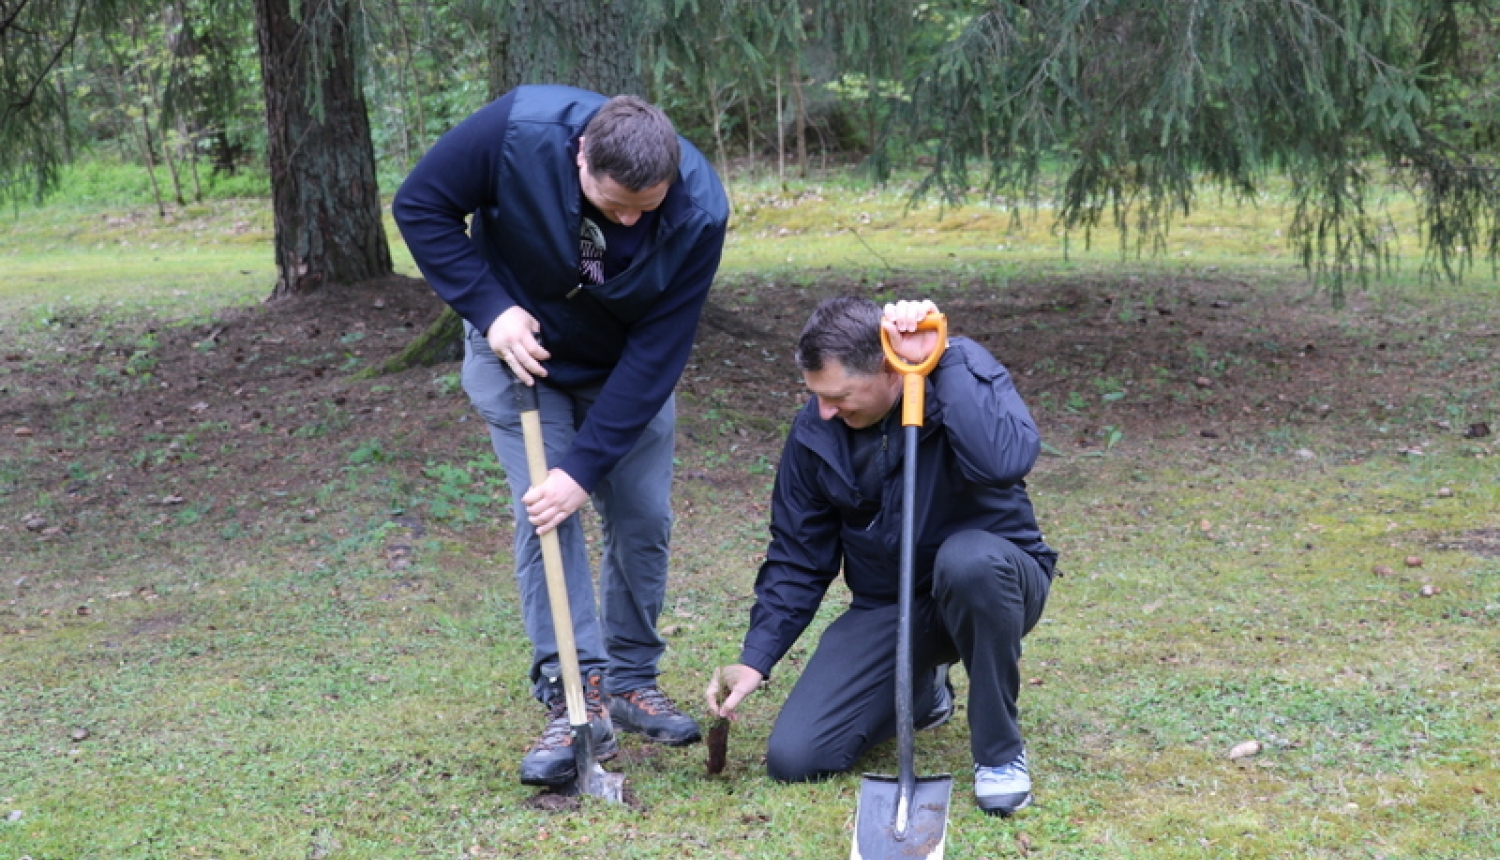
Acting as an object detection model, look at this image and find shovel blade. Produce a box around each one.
[568,763,626,804]
[560,720,626,804]
[851,774,953,860]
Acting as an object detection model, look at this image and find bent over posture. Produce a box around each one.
[708,297,1056,816]
[395,86,728,787]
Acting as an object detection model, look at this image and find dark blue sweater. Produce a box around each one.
[738,338,1057,677]
[393,86,729,491]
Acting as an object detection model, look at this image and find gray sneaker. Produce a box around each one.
[975,749,1032,816]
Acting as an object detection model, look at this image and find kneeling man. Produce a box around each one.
[707,296,1057,816]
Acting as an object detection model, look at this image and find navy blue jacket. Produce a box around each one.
[393,85,729,491]
[738,338,1058,677]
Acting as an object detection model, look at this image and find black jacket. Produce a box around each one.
[392,85,729,491]
[738,338,1057,677]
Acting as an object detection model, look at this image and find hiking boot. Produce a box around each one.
[974,749,1032,816]
[916,663,955,732]
[518,677,617,787]
[608,685,702,746]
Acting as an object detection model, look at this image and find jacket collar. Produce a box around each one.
[793,387,940,479]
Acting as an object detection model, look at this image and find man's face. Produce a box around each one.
[576,138,670,227]
[802,359,901,429]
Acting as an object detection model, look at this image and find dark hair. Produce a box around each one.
[582,96,681,191]
[795,296,886,376]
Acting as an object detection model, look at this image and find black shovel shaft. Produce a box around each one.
[894,423,919,813]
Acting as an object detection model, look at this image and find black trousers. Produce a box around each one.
[766,530,1051,781]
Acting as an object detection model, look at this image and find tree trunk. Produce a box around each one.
[776,69,785,187]
[791,53,807,179]
[489,0,645,97]
[743,95,755,178]
[254,0,392,299]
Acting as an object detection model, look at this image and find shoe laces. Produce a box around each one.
[584,675,607,720]
[534,699,573,751]
[622,685,682,717]
[976,751,1029,787]
[537,679,607,749]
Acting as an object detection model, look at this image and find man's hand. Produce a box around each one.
[706,664,764,720]
[881,299,941,365]
[523,468,587,535]
[487,306,551,385]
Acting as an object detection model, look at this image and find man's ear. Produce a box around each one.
[576,136,588,170]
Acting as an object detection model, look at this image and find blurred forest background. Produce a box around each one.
[4,0,1499,299]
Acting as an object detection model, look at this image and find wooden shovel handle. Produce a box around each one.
[513,378,589,729]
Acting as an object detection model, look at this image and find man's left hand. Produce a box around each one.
[522,468,587,534]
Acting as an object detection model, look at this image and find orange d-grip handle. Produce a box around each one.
[879,312,948,427]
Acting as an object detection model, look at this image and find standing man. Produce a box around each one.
[394,86,728,788]
[706,297,1056,816]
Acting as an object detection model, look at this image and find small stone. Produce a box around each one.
[1463,422,1490,439]
[1419,584,1440,597]
[373,299,387,309]
[13,426,33,437]
[1372,565,1394,576]
[1194,376,1213,388]
[1228,739,1262,760]
[6,810,21,822]
[23,514,47,531]
[1436,487,1454,498]
[1294,448,1315,460]
[76,605,91,616]
[70,727,90,742]
[1404,556,1423,568]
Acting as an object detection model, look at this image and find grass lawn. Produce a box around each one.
[1,174,1496,859]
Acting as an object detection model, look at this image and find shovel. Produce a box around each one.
[511,373,625,803]
[851,311,952,860]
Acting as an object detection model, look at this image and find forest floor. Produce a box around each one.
[2,206,1498,858]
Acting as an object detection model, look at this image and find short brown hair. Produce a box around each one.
[582,95,681,191]
[795,296,886,377]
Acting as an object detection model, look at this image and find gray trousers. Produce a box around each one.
[766,530,1051,781]
[461,326,676,701]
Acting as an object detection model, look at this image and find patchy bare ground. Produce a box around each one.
[1,271,1495,573]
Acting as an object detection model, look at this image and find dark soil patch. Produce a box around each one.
[1,271,1493,579]
[1434,528,1500,559]
[126,611,185,637]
